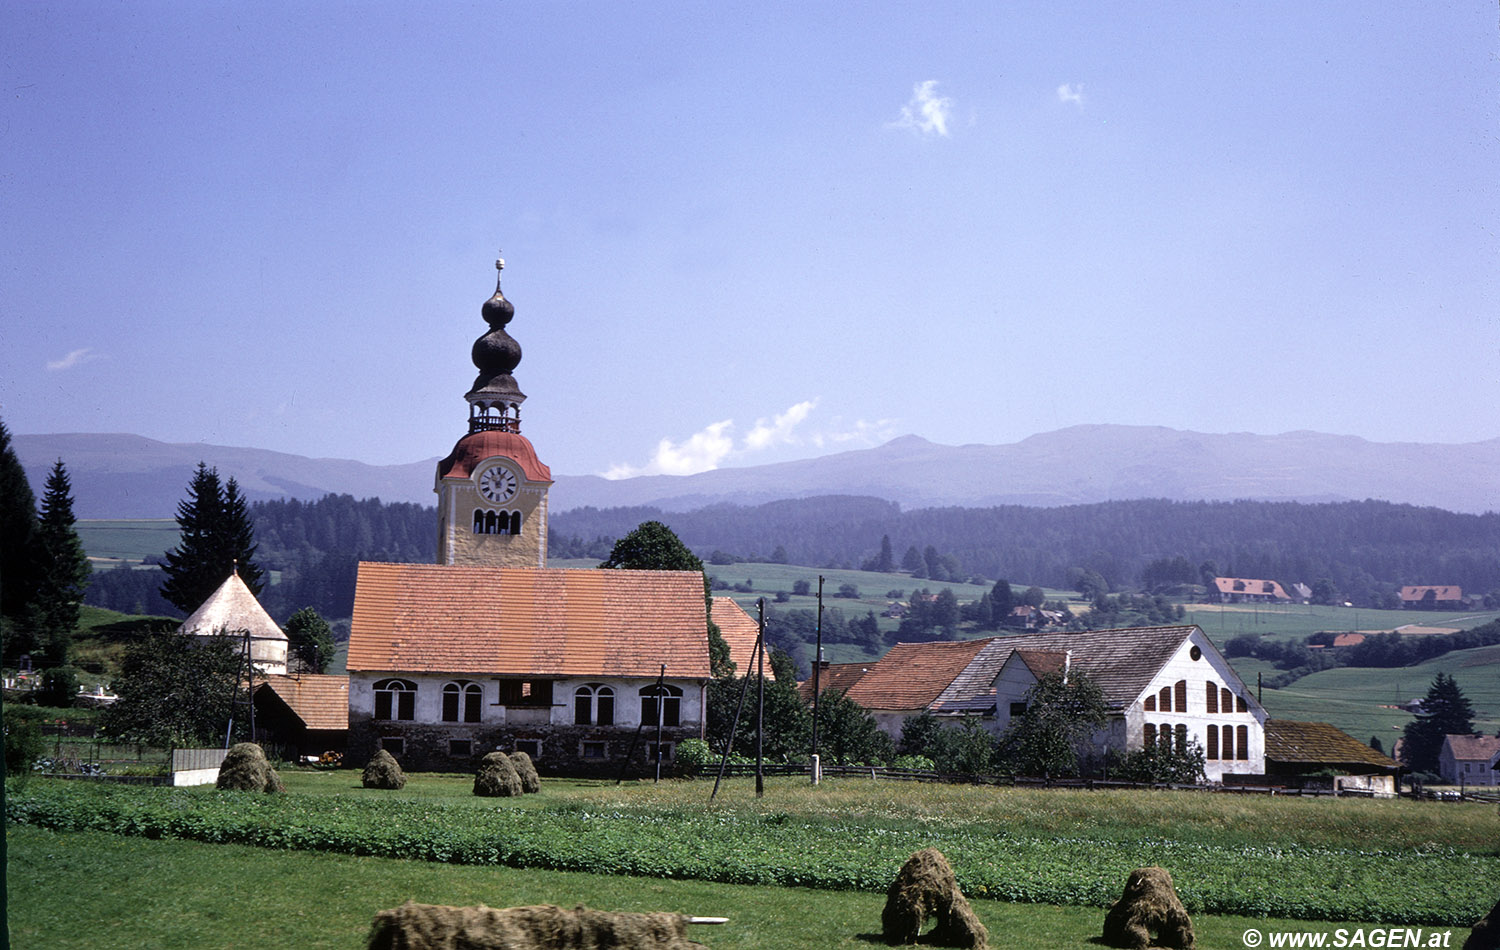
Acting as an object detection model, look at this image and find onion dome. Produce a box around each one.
[465,256,527,433]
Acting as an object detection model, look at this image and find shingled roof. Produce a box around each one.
[257,674,349,731]
[987,625,1201,708]
[1265,720,1398,770]
[348,563,712,679]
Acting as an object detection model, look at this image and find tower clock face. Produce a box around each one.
[479,465,518,503]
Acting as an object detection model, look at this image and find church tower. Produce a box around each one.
[434,257,553,567]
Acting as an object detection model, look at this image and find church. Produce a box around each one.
[345,258,742,773]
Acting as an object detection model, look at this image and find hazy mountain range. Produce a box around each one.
[13,425,1499,519]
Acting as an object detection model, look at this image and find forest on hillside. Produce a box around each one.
[552,496,1500,606]
[84,493,1500,623]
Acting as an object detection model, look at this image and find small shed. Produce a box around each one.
[1263,720,1399,796]
[253,674,350,760]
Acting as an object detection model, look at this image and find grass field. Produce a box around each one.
[76,518,179,566]
[8,774,1495,949]
[9,824,1430,950]
[1263,643,1500,743]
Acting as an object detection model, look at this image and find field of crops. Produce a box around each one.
[8,773,1496,930]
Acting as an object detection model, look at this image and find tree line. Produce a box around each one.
[552,495,1500,606]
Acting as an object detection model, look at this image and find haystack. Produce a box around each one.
[474,751,523,797]
[363,748,407,790]
[881,847,988,949]
[509,751,540,794]
[366,901,708,950]
[215,742,284,793]
[1102,866,1195,950]
[1463,896,1500,950]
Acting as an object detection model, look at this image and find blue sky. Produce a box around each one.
[4,3,1496,478]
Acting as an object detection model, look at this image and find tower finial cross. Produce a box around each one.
[496,250,505,273]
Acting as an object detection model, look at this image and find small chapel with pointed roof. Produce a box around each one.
[179,569,288,675]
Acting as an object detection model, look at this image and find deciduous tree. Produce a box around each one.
[285,606,336,674]
[1000,670,1108,779]
[100,627,244,748]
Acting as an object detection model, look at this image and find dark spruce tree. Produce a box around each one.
[160,463,264,614]
[1400,672,1477,774]
[0,419,39,662]
[31,460,92,666]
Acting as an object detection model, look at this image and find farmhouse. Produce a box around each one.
[178,569,288,675]
[1399,585,1463,610]
[344,259,728,774]
[1209,576,1292,604]
[828,625,1268,783]
[1438,734,1500,787]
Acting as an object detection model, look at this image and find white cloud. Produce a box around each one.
[889,80,953,137]
[604,419,735,479]
[46,348,101,371]
[603,402,900,479]
[744,400,816,451]
[1057,83,1085,107]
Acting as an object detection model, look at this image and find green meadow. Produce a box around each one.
[7,774,1495,950]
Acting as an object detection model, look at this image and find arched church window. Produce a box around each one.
[639,684,682,728]
[373,679,416,721]
[574,684,615,726]
[442,681,483,722]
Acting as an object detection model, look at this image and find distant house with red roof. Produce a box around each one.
[823,625,1268,783]
[1438,734,1500,786]
[1400,586,1463,610]
[1209,577,1292,604]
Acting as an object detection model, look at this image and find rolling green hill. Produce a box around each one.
[1261,643,1500,747]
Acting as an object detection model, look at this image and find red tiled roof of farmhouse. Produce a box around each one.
[844,639,993,712]
[1212,577,1290,599]
[1400,585,1462,601]
[797,662,873,702]
[711,597,760,676]
[257,674,349,731]
[347,563,710,678]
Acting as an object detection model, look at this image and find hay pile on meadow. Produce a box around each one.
[362,748,406,790]
[509,751,540,793]
[366,901,708,950]
[474,751,523,797]
[881,847,988,949]
[1463,896,1500,950]
[215,742,284,793]
[1102,866,1195,950]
